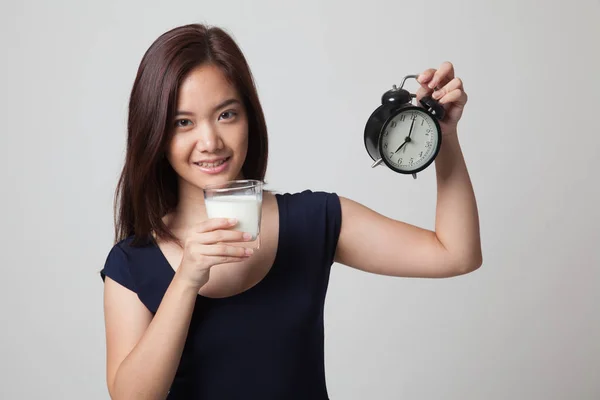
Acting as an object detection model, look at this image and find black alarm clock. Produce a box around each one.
[364,74,446,179]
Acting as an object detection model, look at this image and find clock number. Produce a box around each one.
[421,119,424,126]
[411,114,417,121]
[419,151,423,158]
[390,121,397,128]
[426,128,432,133]
[389,152,394,158]
[426,142,432,148]
[398,158,403,165]
[400,115,406,122]
[409,158,414,165]
[384,130,389,136]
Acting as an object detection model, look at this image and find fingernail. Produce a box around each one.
[228,218,237,224]
[245,248,254,255]
[243,232,252,240]
[432,90,442,99]
[428,80,436,89]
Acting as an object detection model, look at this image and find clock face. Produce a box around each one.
[379,108,441,173]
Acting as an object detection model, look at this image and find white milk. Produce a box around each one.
[205,194,262,240]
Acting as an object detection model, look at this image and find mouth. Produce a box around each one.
[193,157,231,174]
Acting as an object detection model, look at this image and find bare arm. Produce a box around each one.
[104,274,198,399]
[335,134,481,278]
[334,62,482,278]
[432,132,482,271]
[103,218,253,399]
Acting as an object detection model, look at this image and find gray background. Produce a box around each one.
[1,0,599,399]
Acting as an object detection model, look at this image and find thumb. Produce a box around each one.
[416,69,435,103]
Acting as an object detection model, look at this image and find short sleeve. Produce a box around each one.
[324,192,342,265]
[100,243,137,292]
[285,190,342,267]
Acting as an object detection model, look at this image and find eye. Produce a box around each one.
[218,110,237,121]
[174,119,192,128]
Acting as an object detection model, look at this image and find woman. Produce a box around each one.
[101,23,482,399]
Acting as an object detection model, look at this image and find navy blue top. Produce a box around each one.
[101,190,342,399]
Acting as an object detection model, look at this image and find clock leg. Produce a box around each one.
[371,158,384,168]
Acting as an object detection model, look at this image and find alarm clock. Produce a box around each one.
[364,74,446,179]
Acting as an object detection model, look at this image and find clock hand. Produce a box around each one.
[402,118,416,153]
[394,139,408,154]
[407,118,416,139]
[372,135,409,168]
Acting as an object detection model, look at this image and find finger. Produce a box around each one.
[431,77,464,101]
[416,69,436,101]
[416,84,433,102]
[195,229,253,245]
[194,218,238,233]
[428,61,455,90]
[439,88,468,106]
[205,255,251,266]
[194,243,253,258]
[417,68,436,88]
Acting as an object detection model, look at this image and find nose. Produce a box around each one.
[195,122,224,153]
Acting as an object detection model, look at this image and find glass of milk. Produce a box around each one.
[203,179,264,248]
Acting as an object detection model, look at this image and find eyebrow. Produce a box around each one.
[175,98,241,117]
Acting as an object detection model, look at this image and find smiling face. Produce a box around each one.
[166,63,249,193]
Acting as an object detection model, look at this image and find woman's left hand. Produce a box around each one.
[416,61,467,136]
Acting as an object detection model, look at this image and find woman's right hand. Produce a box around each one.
[176,218,254,289]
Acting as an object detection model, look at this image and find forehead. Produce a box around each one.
[176,64,240,110]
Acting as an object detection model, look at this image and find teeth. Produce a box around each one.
[197,159,226,168]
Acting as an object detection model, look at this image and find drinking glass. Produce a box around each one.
[203,179,264,249]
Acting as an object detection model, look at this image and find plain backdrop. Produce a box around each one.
[1,0,599,399]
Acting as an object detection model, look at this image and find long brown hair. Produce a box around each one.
[114,23,269,246]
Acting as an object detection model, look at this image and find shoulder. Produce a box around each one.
[274,189,342,259]
[100,234,154,292]
[274,189,341,211]
[104,235,148,262]
[273,188,341,223]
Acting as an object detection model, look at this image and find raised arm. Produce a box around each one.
[334,62,482,278]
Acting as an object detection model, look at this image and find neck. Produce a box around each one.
[167,181,208,232]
